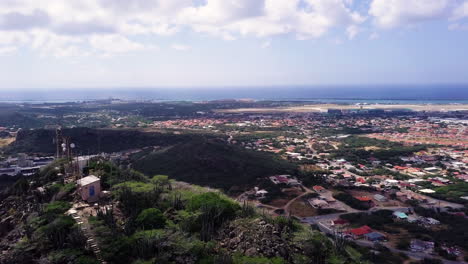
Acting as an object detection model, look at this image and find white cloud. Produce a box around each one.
[171,44,191,51]
[179,0,266,24]
[369,0,463,29]
[0,45,17,55]
[0,0,467,58]
[346,25,361,39]
[89,35,144,53]
[452,1,468,19]
[369,32,379,40]
[448,23,468,31]
[261,40,271,48]
[0,30,30,45]
[29,30,85,57]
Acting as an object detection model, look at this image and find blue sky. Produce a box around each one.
[1,0,468,89]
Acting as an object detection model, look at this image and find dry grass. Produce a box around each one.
[364,146,383,151]
[0,138,14,148]
[289,199,318,217]
[266,198,290,207]
[299,164,323,172]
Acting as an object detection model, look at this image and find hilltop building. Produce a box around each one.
[77,175,101,203]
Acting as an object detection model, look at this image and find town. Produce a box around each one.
[1,100,467,264]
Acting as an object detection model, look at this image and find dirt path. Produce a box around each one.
[283,186,314,214]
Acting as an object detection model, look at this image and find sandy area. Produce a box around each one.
[0,138,14,148]
[217,104,468,113]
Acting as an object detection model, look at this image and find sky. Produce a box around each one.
[1,0,468,90]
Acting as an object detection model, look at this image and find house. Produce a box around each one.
[356,177,366,184]
[373,194,387,202]
[269,175,301,186]
[0,167,19,176]
[424,167,441,173]
[393,211,408,220]
[384,179,399,186]
[323,196,336,203]
[77,175,101,203]
[422,217,440,225]
[309,199,329,208]
[354,196,374,208]
[269,175,289,184]
[410,239,435,253]
[346,225,372,239]
[332,219,349,226]
[440,245,462,256]
[419,189,436,194]
[313,185,326,193]
[254,187,268,198]
[364,232,387,242]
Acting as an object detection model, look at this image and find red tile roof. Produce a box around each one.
[355,196,372,202]
[348,225,372,236]
[313,185,325,192]
[333,219,349,225]
[276,176,289,183]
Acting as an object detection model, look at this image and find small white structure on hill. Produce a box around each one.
[77,175,101,203]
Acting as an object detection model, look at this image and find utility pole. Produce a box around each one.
[55,128,62,159]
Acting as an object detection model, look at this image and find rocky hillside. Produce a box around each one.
[0,159,410,264]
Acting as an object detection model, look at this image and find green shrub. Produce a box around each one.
[75,256,101,264]
[43,201,71,221]
[151,175,170,187]
[135,208,166,230]
[232,255,285,264]
[187,192,239,217]
[130,230,166,259]
[39,216,76,249]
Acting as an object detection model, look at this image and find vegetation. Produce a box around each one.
[135,208,166,230]
[332,136,427,163]
[6,127,198,154]
[430,183,468,204]
[132,138,297,192]
[333,192,372,210]
[340,210,394,230]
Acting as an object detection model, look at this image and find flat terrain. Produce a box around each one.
[217,103,468,113]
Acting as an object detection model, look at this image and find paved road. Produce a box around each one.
[405,190,465,209]
[300,206,412,225]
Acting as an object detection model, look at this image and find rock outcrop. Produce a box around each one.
[217,218,302,260]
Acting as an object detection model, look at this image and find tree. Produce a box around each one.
[187,192,240,241]
[136,208,166,230]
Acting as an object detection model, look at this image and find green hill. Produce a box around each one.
[131,138,297,191]
[0,111,43,129]
[6,128,197,155]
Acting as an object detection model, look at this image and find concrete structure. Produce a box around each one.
[309,199,329,208]
[411,239,435,253]
[373,194,387,202]
[393,211,408,220]
[77,175,101,203]
[364,232,387,242]
[313,185,326,193]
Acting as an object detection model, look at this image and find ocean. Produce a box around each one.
[1,85,468,103]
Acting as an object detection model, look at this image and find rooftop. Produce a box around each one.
[77,175,100,186]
